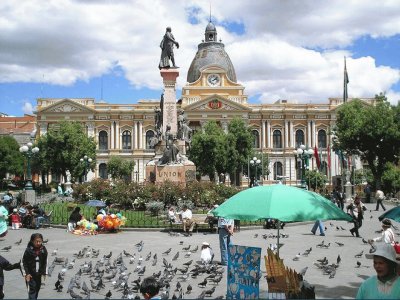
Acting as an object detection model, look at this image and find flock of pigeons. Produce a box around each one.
[28,238,227,299]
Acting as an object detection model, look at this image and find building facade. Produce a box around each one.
[35,22,370,186]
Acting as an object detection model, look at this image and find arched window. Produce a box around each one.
[99,163,108,179]
[146,130,155,149]
[318,129,327,148]
[122,130,132,150]
[99,131,108,150]
[295,129,305,148]
[273,130,282,149]
[252,130,260,148]
[273,161,283,180]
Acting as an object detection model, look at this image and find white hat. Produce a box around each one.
[202,242,210,246]
[365,243,399,264]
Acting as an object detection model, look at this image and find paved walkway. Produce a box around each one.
[0,203,398,299]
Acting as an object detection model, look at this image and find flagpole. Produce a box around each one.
[343,56,349,103]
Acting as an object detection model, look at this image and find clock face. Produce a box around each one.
[207,74,220,86]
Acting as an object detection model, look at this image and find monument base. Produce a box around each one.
[23,189,36,204]
[146,159,196,185]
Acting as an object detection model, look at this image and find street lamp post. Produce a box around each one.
[250,156,261,187]
[293,144,314,189]
[80,155,92,182]
[19,142,40,190]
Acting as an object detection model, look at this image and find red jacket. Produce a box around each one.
[11,214,21,223]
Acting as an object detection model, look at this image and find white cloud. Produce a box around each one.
[0,0,399,105]
[22,102,33,114]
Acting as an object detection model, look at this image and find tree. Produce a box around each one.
[107,155,135,180]
[189,121,227,181]
[227,118,254,186]
[36,121,97,182]
[305,169,328,192]
[0,136,24,180]
[333,96,400,189]
[381,163,400,195]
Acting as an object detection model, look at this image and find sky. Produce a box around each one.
[0,0,399,116]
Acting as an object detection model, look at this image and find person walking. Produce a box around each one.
[311,220,325,236]
[347,195,366,238]
[364,183,371,203]
[375,189,386,211]
[218,216,234,266]
[335,188,345,210]
[356,243,400,299]
[22,233,48,300]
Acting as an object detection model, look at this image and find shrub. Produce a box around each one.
[145,201,165,216]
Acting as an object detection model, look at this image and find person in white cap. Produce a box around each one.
[356,243,400,299]
[200,242,214,265]
[368,218,396,246]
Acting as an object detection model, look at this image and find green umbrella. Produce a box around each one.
[378,206,400,223]
[213,184,352,222]
[213,184,352,255]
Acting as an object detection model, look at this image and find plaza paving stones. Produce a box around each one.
[0,202,397,299]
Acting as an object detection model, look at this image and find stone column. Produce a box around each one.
[87,122,95,138]
[160,68,179,136]
[39,122,47,136]
[284,121,289,148]
[110,121,115,149]
[262,121,266,148]
[266,121,271,148]
[133,122,137,149]
[139,122,143,149]
[115,121,120,149]
[290,121,294,148]
[307,121,311,146]
[312,121,316,147]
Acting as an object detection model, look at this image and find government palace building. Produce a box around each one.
[35,21,371,187]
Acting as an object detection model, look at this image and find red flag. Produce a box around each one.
[327,144,331,170]
[314,146,321,169]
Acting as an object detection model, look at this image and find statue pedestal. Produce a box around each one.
[146,160,196,185]
[160,68,179,136]
[23,189,36,204]
[344,182,353,202]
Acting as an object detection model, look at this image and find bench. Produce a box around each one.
[168,213,215,233]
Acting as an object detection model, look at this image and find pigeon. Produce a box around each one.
[69,289,82,299]
[135,241,143,247]
[329,269,336,278]
[337,255,341,264]
[362,238,369,244]
[356,261,361,268]
[191,245,199,253]
[329,222,334,227]
[204,286,216,297]
[1,246,12,251]
[317,257,327,263]
[254,234,258,238]
[105,290,112,299]
[182,245,191,251]
[336,226,340,230]
[186,284,192,294]
[183,260,193,266]
[299,267,308,277]
[340,226,346,230]
[335,242,344,247]
[42,239,49,244]
[355,250,364,258]
[172,252,179,261]
[175,281,181,291]
[316,241,325,248]
[104,251,112,259]
[302,247,312,256]
[321,243,331,249]
[55,279,61,290]
[15,238,22,245]
[82,281,90,295]
[123,250,133,257]
[292,253,301,261]
[145,252,152,261]
[56,284,63,292]
[198,278,207,288]
[52,249,58,256]
[162,248,172,255]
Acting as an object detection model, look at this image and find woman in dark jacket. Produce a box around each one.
[0,255,20,299]
[67,207,82,232]
[22,233,48,300]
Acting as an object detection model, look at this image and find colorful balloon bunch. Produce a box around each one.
[96,213,126,231]
[75,219,98,235]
